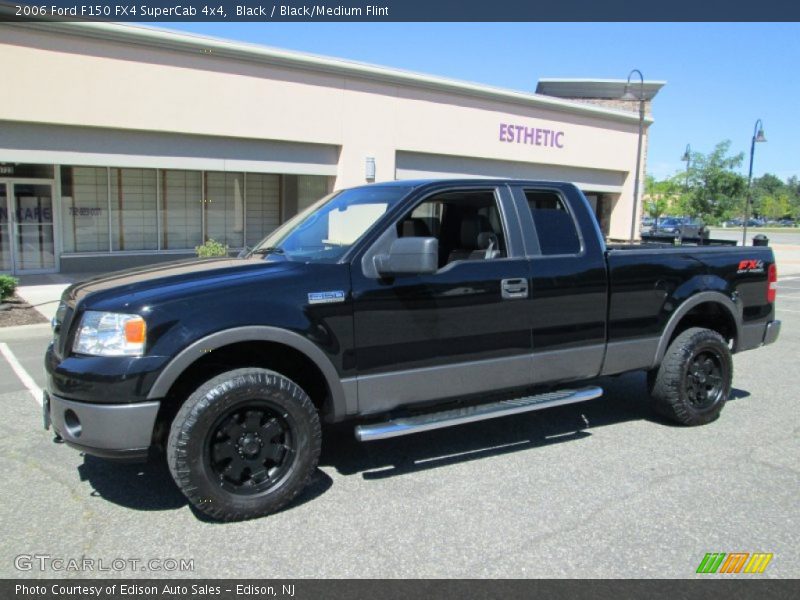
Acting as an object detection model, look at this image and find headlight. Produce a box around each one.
[73,311,147,357]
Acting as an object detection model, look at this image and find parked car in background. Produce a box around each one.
[648,216,704,238]
[722,218,765,228]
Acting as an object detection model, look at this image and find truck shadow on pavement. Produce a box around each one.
[320,372,752,480]
[77,452,333,519]
[75,371,751,517]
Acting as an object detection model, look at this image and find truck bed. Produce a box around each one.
[600,244,776,376]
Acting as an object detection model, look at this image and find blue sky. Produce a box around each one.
[161,22,800,182]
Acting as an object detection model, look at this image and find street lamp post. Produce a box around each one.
[681,143,692,189]
[742,119,767,246]
[621,69,645,243]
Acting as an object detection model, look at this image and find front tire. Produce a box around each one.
[167,368,321,521]
[650,327,732,426]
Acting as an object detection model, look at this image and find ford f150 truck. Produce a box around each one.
[44,179,781,520]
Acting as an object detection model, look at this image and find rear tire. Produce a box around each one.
[650,327,732,426]
[167,368,321,521]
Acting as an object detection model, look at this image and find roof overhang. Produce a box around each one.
[536,78,666,101]
[9,21,654,126]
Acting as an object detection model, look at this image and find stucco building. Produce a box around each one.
[0,21,664,274]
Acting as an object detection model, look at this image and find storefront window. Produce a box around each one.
[60,166,110,253]
[245,173,281,247]
[297,175,331,212]
[58,166,333,257]
[205,172,244,248]
[0,184,10,271]
[110,168,158,251]
[161,170,202,250]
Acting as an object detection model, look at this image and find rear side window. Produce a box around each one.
[524,190,581,255]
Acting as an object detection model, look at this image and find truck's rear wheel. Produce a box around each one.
[650,327,732,426]
[167,368,321,521]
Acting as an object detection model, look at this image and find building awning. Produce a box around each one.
[0,120,339,176]
[395,151,625,194]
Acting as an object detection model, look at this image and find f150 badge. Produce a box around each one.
[308,291,346,305]
[737,259,765,274]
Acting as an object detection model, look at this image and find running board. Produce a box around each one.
[354,386,603,442]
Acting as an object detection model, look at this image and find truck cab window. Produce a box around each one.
[525,190,581,255]
[397,190,507,268]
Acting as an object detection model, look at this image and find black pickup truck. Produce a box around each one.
[45,179,780,520]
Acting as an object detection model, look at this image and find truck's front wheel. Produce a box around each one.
[650,327,732,426]
[167,368,321,521]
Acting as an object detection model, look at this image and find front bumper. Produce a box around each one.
[44,391,160,461]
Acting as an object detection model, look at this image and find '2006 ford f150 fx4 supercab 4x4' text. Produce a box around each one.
[45,179,780,520]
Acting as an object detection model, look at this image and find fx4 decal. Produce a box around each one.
[737,259,765,274]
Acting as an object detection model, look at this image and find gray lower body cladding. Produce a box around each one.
[46,392,159,460]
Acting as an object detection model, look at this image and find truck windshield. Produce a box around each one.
[250,185,411,262]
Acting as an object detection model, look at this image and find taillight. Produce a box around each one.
[767,263,777,303]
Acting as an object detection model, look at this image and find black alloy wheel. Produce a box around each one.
[168,368,321,521]
[684,350,725,410]
[206,403,296,495]
[649,327,733,426]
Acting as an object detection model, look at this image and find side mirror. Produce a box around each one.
[375,237,438,276]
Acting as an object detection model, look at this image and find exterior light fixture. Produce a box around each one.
[742,119,767,245]
[681,143,692,189]
[365,157,376,182]
[621,69,645,243]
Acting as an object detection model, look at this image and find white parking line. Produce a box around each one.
[0,343,43,406]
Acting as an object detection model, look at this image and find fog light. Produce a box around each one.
[63,409,82,438]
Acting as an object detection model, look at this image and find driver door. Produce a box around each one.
[350,184,533,416]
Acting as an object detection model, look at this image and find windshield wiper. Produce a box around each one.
[251,246,285,256]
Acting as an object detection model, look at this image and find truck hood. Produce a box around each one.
[64,256,288,306]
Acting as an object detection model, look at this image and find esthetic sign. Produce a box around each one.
[499,122,565,149]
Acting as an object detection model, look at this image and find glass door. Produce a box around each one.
[4,182,57,273]
[0,183,11,272]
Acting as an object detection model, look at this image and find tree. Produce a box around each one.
[788,176,800,218]
[683,141,746,221]
[760,192,791,220]
[646,196,668,220]
[646,143,798,225]
[751,173,786,217]
[644,173,682,222]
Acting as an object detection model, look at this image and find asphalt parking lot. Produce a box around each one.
[1,259,798,579]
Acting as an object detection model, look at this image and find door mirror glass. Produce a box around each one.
[375,237,438,276]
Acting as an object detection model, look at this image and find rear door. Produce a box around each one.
[350,183,533,415]
[510,184,608,384]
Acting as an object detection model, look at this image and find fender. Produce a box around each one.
[147,326,351,421]
[652,291,743,367]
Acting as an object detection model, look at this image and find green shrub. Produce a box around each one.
[195,238,229,258]
[0,275,19,300]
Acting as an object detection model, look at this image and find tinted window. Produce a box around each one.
[397,190,507,268]
[525,191,581,255]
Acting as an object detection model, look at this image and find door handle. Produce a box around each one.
[501,278,529,300]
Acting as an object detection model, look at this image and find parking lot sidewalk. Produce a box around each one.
[13,273,98,321]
